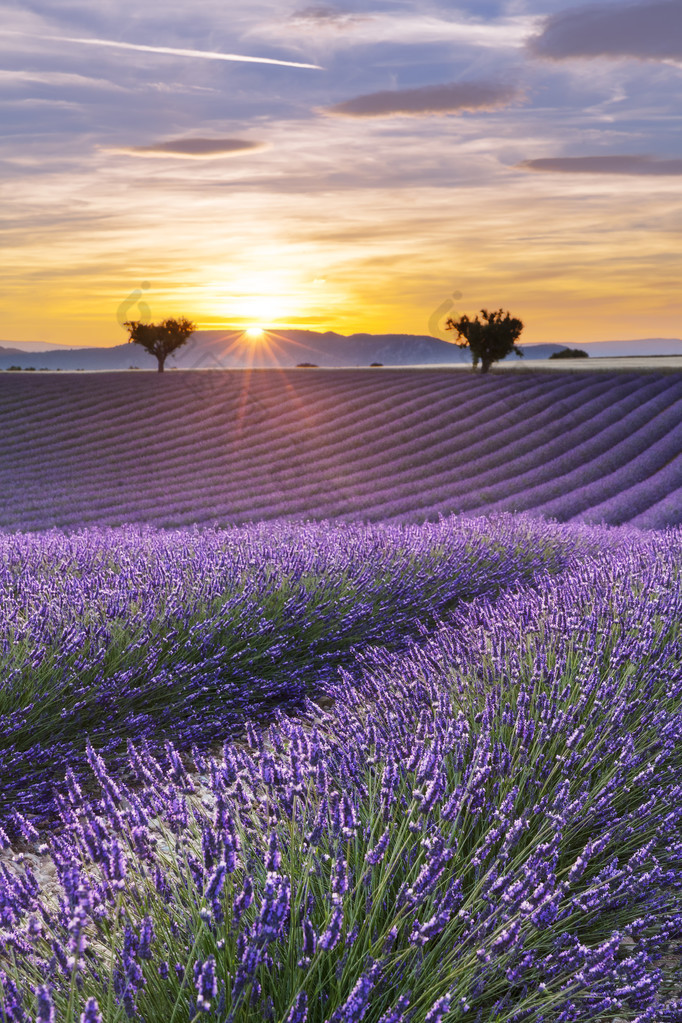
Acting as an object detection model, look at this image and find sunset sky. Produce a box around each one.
[1,0,681,347]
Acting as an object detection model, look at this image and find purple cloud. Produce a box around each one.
[529,0,682,61]
[119,137,266,158]
[325,81,520,118]
[518,154,682,175]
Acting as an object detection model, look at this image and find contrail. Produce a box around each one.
[10,32,323,70]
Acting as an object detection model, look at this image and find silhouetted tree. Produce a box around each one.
[445,308,524,374]
[124,317,195,373]
[550,347,588,359]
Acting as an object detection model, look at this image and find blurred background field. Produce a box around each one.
[0,368,680,532]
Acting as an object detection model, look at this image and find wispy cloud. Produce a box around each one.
[290,5,371,30]
[529,0,682,61]
[0,69,123,90]
[519,154,682,175]
[325,80,521,118]
[1,31,324,70]
[250,12,533,50]
[111,137,267,158]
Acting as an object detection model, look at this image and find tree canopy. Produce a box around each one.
[550,347,589,360]
[445,308,524,373]
[124,317,196,373]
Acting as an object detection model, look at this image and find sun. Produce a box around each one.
[244,326,265,340]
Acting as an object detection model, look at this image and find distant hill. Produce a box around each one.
[0,343,136,371]
[577,338,682,357]
[178,330,474,369]
[0,340,74,353]
[0,330,569,370]
[2,331,681,371]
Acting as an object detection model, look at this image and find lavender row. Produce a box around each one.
[2,519,681,1021]
[0,514,601,828]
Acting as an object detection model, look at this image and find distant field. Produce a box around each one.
[0,368,680,531]
[497,355,682,372]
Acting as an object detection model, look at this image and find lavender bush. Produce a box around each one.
[0,516,595,826]
[1,516,681,1021]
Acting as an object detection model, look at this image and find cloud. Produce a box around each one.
[325,80,521,118]
[289,5,371,30]
[111,138,267,159]
[529,0,682,61]
[251,12,534,51]
[0,69,123,91]
[1,30,324,70]
[518,154,682,175]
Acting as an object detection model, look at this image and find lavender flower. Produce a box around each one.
[317,905,344,952]
[35,986,55,1023]
[424,995,451,1023]
[194,956,218,1013]
[366,827,391,866]
[80,999,103,1023]
[332,961,378,1022]
[377,993,412,1023]
[266,833,281,873]
[138,916,155,960]
[205,861,227,903]
[254,873,291,948]
[66,905,89,970]
[285,991,308,1023]
[332,853,349,904]
[298,916,316,966]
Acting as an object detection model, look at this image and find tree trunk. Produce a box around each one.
[480,359,492,374]
[157,355,165,373]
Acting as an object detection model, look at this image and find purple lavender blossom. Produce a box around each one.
[285,991,308,1023]
[299,916,316,964]
[366,827,391,866]
[424,995,451,1023]
[254,873,291,948]
[331,961,378,1022]
[266,833,281,873]
[195,956,218,1013]
[376,993,412,1023]
[317,904,344,951]
[80,999,103,1023]
[205,861,227,903]
[34,986,55,1023]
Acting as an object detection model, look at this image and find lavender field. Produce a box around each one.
[1,514,682,1022]
[1,370,681,1022]
[0,369,680,531]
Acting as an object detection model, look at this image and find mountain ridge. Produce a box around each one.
[0,330,681,370]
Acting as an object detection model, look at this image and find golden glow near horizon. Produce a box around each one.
[244,326,265,340]
[1,2,681,348]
